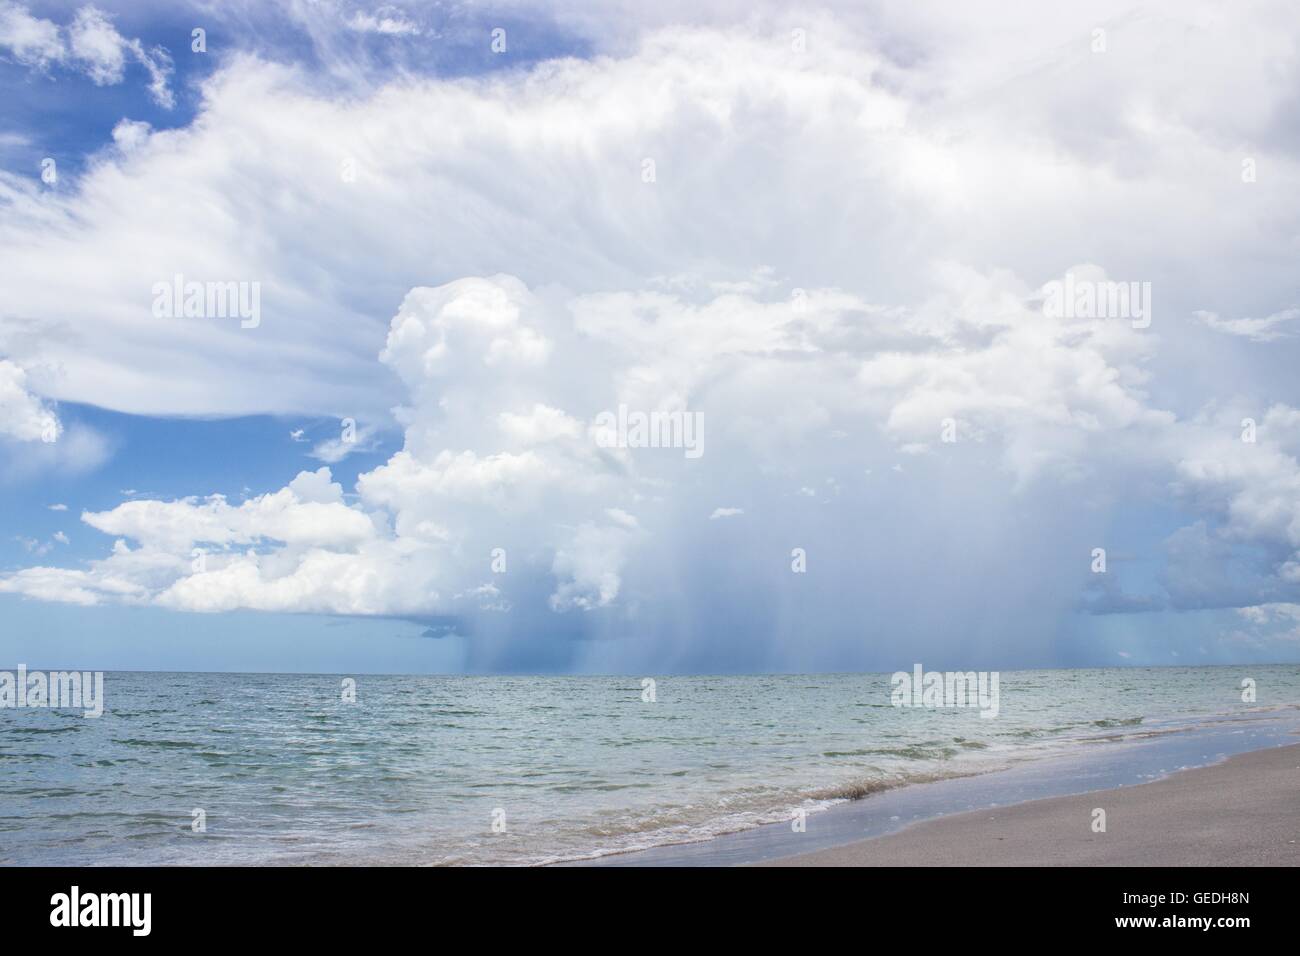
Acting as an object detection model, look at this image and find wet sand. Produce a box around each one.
[759,742,1300,866]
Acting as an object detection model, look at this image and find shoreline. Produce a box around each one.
[570,712,1300,866]
[760,741,1300,866]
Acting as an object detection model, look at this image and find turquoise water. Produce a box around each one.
[1,666,1298,865]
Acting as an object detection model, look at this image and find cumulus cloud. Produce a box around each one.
[549,517,641,611]
[82,466,374,553]
[6,247,1287,667]
[0,3,173,106]
[111,118,152,152]
[66,6,128,84]
[3,4,1300,668]
[0,0,62,68]
[0,465,417,614]
[7,7,1295,421]
[0,358,59,443]
[1228,602,1300,646]
[68,5,173,108]
[497,405,583,445]
[0,266,1249,639]
[0,359,111,481]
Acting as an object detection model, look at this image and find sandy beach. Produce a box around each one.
[760,742,1300,866]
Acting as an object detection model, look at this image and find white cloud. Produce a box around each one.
[1231,603,1300,645]
[549,519,640,611]
[4,6,1300,666]
[0,3,173,106]
[81,467,373,552]
[67,6,126,84]
[0,263,1181,619]
[132,40,173,109]
[0,0,62,68]
[11,11,1290,422]
[0,567,110,605]
[1169,406,1300,549]
[0,466,424,614]
[497,405,582,445]
[709,507,743,520]
[0,359,58,442]
[309,422,380,463]
[1195,308,1300,343]
[111,118,152,152]
[859,263,1174,484]
[14,535,49,555]
[347,9,421,36]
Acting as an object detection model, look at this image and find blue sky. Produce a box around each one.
[3,1,1300,673]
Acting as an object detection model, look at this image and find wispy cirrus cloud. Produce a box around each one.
[1195,308,1300,343]
[346,8,423,37]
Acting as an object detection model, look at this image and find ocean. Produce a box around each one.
[2,665,1298,866]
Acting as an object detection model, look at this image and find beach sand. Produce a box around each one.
[759,742,1300,866]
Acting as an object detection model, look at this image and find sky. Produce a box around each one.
[1,0,1299,674]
